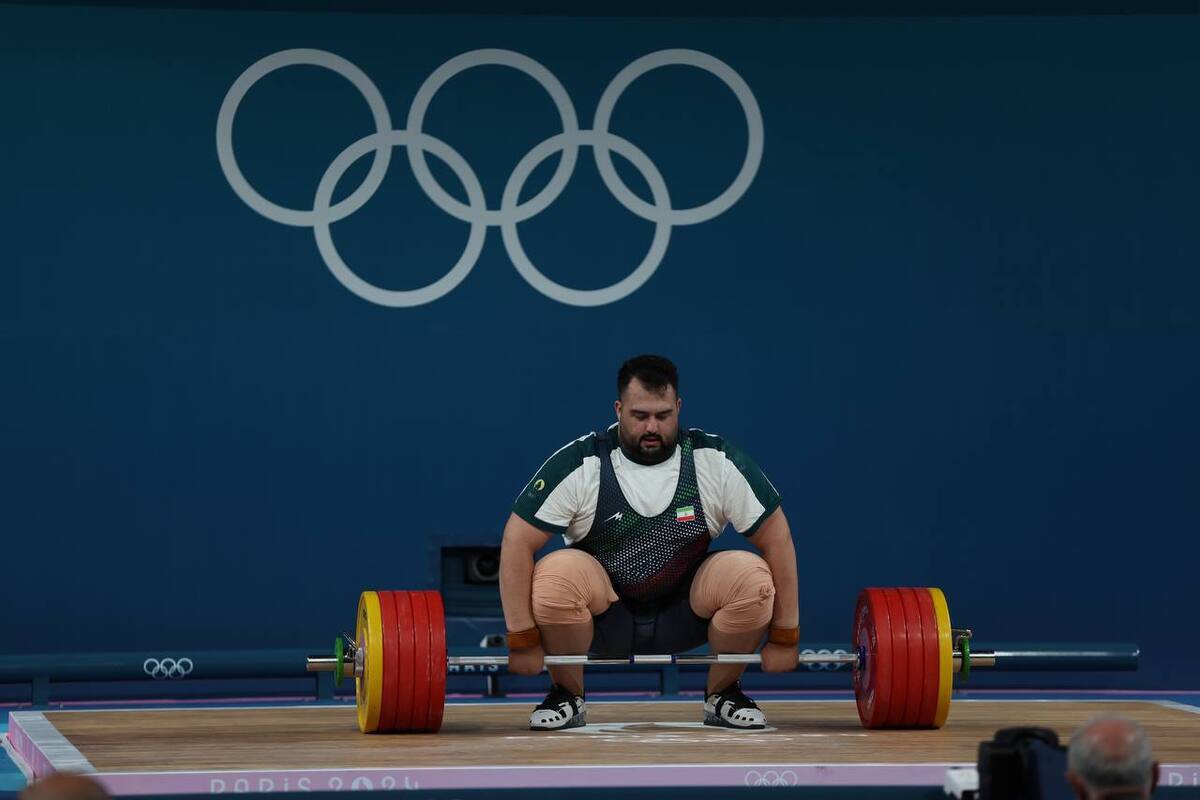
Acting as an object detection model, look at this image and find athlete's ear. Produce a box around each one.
[614,399,621,419]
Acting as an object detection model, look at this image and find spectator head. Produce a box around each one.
[20,774,110,800]
[1066,715,1158,800]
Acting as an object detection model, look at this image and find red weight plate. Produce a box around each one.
[897,588,927,728]
[881,588,910,728]
[409,591,433,734]
[423,591,447,733]
[393,590,416,731]
[376,590,399,733]
[852,588,894,729]
[851,591,874,725]
[914,586,941,728]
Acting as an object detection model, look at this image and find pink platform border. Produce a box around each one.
[6,704,1200,794]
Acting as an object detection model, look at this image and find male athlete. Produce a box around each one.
[499,355,800,730]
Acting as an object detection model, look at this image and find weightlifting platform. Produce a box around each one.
[6,698,1200,794]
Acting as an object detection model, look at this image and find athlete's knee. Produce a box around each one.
[696,551,775,634]
[530,549,617,626]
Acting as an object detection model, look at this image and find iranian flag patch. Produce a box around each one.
[675,505,696,522]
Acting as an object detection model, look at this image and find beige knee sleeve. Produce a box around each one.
[690,550,775,634]
[530,549,619,626]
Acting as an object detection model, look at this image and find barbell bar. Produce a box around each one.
[305,587,1139,734]
[311,651,1004,669]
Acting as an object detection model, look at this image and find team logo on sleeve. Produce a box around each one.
[533,479,546,492]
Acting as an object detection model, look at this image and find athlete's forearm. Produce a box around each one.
[750,508,799,630]
[499,513,552,632]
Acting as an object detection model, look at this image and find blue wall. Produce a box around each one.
[0,6,1196,686]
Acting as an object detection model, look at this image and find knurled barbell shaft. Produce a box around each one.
[308,645,1151,677]
[451,652,862,667]
[307,650,985,675]
[305,652,857,673]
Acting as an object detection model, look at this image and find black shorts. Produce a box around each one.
[588,558,712,658]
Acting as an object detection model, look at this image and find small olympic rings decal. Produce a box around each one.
[744,769,799,787]
[217,48,762,308]
[143,657,195,680]
[801,648,851,671]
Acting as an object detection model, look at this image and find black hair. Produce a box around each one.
[617,354,679,398]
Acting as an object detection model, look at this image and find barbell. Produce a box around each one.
[306,587,1138,734]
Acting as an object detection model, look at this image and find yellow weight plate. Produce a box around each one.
[927,587,953,728]
[355,590,384,733]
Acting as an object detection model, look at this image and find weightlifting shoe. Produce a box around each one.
[529,684,587,730]
[703,680,767,729]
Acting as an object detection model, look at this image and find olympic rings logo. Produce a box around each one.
[216,48,762,307]
[801,648,851,671]
[744,770,799,787]
[143,657,194,680]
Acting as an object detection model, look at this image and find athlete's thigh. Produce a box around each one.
[689,549,772,618]
[533,547,620,615]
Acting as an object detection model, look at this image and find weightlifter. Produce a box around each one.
[499,355,800,731]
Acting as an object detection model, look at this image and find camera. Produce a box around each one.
[464,547,501,585]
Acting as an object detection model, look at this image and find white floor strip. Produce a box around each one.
[9,713,96,774]
[2,734,34,784]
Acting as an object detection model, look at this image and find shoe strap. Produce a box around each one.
[709,681,758,711]
[537,685,584,714]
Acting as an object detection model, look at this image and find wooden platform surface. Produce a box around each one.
[38,699,1200,771]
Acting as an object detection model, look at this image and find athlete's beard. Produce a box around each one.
[617,423,679,466]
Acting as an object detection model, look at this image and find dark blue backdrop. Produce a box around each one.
[1,6,1196,687]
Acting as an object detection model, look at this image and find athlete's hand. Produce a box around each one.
[760,642,799,672]
[508,644,546,676]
